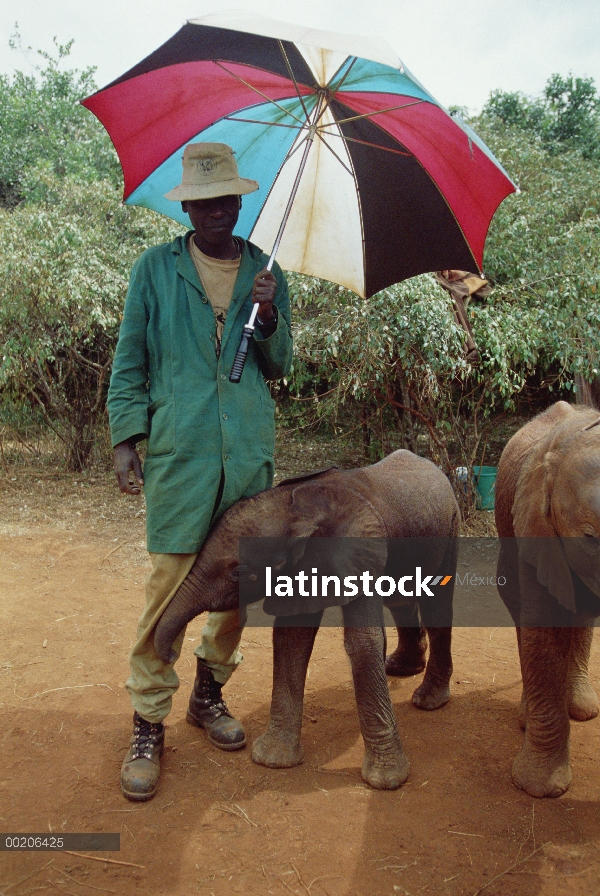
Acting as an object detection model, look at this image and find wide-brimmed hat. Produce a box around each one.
[164,142,259,201]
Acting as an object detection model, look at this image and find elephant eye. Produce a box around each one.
[230,564,248,580]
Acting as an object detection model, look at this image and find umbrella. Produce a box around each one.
[82,13,516,376]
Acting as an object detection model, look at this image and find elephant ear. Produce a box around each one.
[289,481,387,539]
[289,481,388,578]
[513,427,576,613]
[262,481,388,617]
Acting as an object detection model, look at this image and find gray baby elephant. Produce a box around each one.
[155,450,460,790]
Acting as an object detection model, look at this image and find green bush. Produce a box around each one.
[0,177,180,469]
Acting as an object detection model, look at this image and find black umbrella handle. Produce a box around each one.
[229,323,255,383]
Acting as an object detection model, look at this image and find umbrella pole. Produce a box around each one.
[229,98,324,383]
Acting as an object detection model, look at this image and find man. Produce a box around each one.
[108,142,293,801]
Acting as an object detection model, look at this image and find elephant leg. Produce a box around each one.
[496,540,529,727]
[411,588,453,711]
[512,625,572,798]
[567,626,598,721]
[251,613,321,770]
[384,603,427,677]
[512,624,584,729]
[515,627,528,730]
[412,627,452,710]
[343,598,409,790]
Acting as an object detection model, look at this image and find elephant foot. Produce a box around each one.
[568,677,599,721]
[361,745,410,790]
[412,676,450,711]
[511,745,571,798]
[251,728,304,769]
[385,648,426,677]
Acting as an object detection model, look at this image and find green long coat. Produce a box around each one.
[107,233,293,553]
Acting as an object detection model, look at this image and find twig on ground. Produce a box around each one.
[471,843,548,896]
[310,766,355,778]
[47,547,80,570]
[52,867,116,893]
[292,864,310,895]
[516,802,535,863]
[99,541,133,565]
[62,852,145,869]
[216,804,257,827]
[50,885,79,896]
[18,684,114,700]
[306,876,341,896]
[234,804,258,827]
[448,831,484,838]
[2,858,55,893]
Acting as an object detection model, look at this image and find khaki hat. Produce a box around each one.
[164,142,259,201]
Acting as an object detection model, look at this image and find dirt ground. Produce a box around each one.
[2,437,600,896]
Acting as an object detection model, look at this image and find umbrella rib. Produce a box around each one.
[325,56,359,94]
[313,130,354,177]
[223,116,304,130]
[321,98,425,127]
[322,131,413,158]
[212,60,308,127]
[283,130,312,162]
[277,40,311,123]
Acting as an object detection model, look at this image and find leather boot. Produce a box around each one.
[187,658,246,750]
[121,711,165,802]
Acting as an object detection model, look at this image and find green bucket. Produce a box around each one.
[473,465,497,510]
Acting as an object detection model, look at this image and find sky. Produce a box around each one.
[2,0,600,113]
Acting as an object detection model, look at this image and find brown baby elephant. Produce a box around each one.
[154,450,459,790]
[495,401,600,797]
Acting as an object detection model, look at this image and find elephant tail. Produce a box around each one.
[154,562,210,664]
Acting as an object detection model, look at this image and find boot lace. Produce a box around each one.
[201,675,230,717]
[207,677,229,715]
[130,715,163,761]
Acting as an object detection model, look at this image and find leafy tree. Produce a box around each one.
[484,73,600,160]
[0,32,120,207]
[475,113,600,387]
[0,36,182,469]
[544,74,600,157]
[0,176,179,470]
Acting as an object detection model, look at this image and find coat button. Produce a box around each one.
[220,374,226,380]
[222,413,228,420]
[224,454,230,461]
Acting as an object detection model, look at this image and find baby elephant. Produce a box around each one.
[155,449,459,790]
[496,402,600,797]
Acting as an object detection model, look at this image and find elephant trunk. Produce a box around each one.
[154,562,212,664]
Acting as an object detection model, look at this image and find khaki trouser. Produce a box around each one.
[126,553,244,723]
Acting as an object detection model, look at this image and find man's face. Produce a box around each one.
[182,195,240,249]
